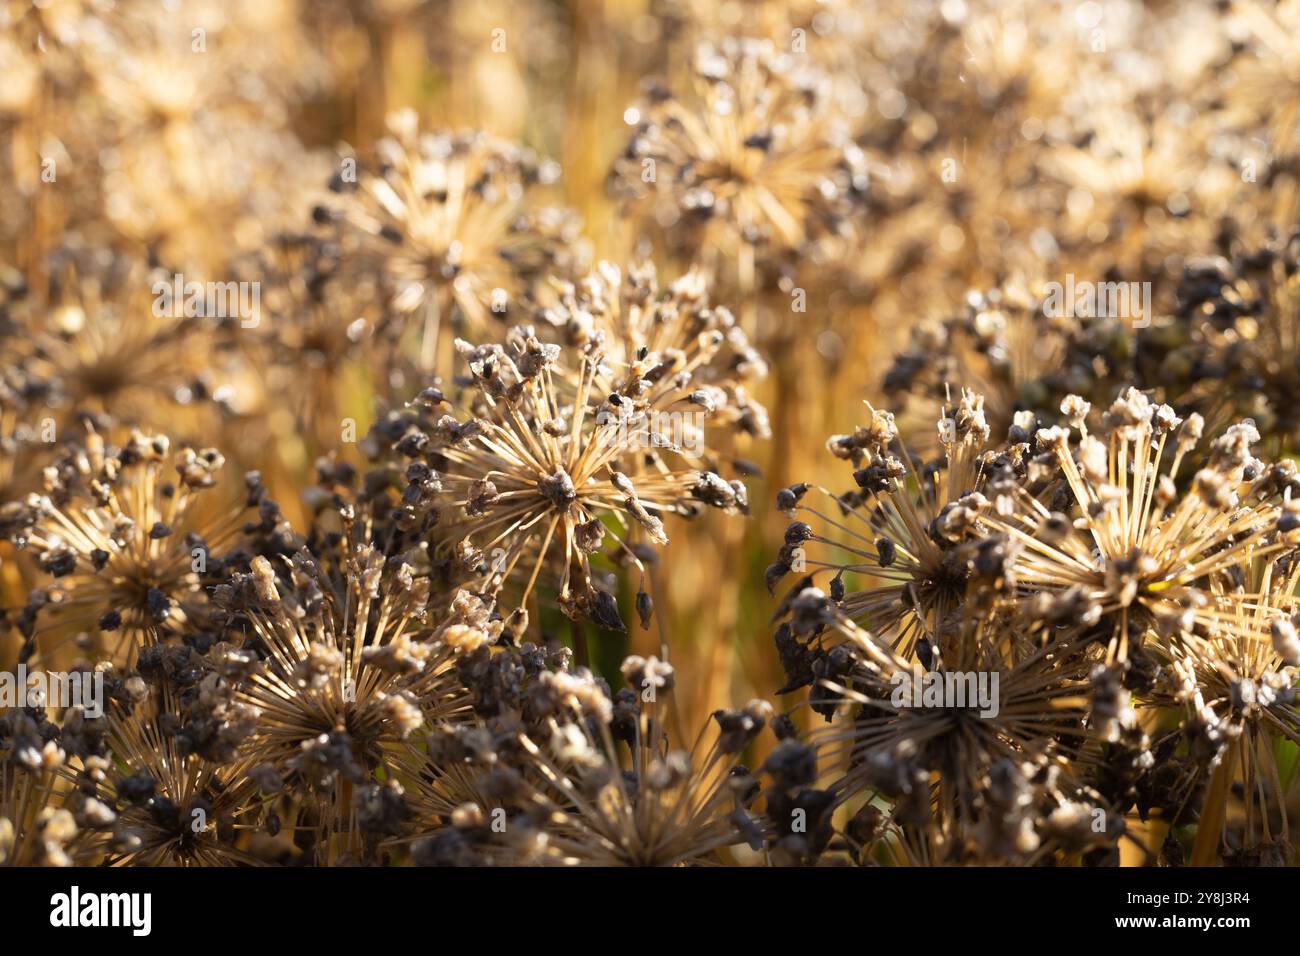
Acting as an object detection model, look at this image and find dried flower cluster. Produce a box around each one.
[770,387,1300,865]
[3,0,1300,869]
